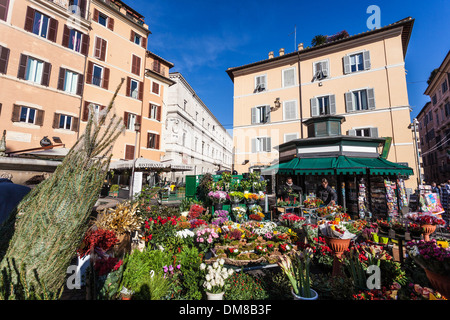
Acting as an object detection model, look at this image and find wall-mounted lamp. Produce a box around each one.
[271,98,281,112]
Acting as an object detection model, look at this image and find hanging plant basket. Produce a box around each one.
[422,224,436,241]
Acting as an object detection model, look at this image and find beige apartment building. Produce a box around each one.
[0,0,173,166]
[80,0,151,162]
[227,17,418,189]
[0,0,90,152]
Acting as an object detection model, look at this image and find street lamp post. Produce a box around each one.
[412,118,422,187]
[129,121,141,199]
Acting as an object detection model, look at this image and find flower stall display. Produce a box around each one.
[208,190,230,209]
[279,212,306,229]
[231,206,247,223]
[316,205,345,218]
[200,259,234,300]
[406,213,446,241]
[406,240,450,298]
[228,191,244,203]
[303,197,324,209]
[248,205,265,221]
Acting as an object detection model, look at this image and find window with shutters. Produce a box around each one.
[254,75,266,93]
[152,81,160,95]
[98,12,107,27]
[349,127,379,138]
[131,54,141,76]
[283,100,297,120]
[94,37,107,61]
[129,79,139,99]
[58,114,72,130]
[92,64,103,87]
[0,0,9,21]
[0,45,10,74]
[349,53,364,72]
[345,88,375,112]
[25,57,44,84]
[282,67,296,87]
[343,51,371,74]
[124,144,135,160]
[133,33,141,45]
[64,70,79,94]
[310,95,336,117]
[149,104,161,121]
[32,11,50,38]
[252,137,271,153]
[251,105,270,124]
[19,106,36,124]
[69,29,82,52]
[126,113,137,131]
[147,133,160,149]
[313,60,329,80]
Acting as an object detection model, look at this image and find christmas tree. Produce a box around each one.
[0,79,126,297]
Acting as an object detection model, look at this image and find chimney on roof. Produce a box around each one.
[279,48,285,56]
[298,43,304,51]
[268,51,274,59]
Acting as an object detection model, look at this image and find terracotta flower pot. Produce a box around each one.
[424,268,450,299]
[324,236,350,277]
[422,224,436,241]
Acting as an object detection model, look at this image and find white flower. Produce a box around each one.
[206,283,212,291]
[200,263,206,270]
[219,258,224,265]
[181,211,189,217]
[210,279,216,287]
[228,268,234,276]
[213,261,219,269]
[205,274,211,281]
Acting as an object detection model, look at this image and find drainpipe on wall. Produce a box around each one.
[296,46,304,139]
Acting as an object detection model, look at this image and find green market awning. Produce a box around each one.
[261,155,413,176]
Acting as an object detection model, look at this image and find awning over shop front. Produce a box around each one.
[109,157,166,170]
[261,155,413,176]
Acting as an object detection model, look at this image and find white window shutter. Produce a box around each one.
[251,138,256,153]
[345,92,354,112]
[265,105,271,123]
[283,69,295,87]
[251,107,257,124]
[369,127,378,137]
[265,137,271,152]
[260,75,266,90]
[363,51,371,70]
[329,94,336,115]
[348,129,356,136]
[310,97,319,117]
[367,88,375,109]
[343,55,351,74]
[321,61,329,77]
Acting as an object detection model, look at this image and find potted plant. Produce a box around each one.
[391,221,406,237]
[278,249,318,300]
[232,206,247,223]
[229,191,244,204]
[200,259,234,300]
[208,190,229,211]
[119,287,134,300]
[406,240,450,298]
[408,214,446,241]
[109,184,119,198]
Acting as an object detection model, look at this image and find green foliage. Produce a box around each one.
[96,262,124,300]
[0,79,126,296]
[109,184,119,192]
[175,246,203,300]
[196,173,214,206]
[259,270,291,300]
[225,272,268,300]
[0,259,63,300]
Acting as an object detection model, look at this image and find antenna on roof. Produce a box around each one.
[288,25,297,52]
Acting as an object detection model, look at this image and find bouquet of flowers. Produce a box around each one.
[407,222,424,237]
[200,259,234,294]
[406,240,450,276]
[249,205,264,221]
[407,213,446,226]
[212,210,230,226]
[244,193,260,203]
[232,206,247,223]
[208,190,230,204]
[228,191,244,203]
[303,198,324,208]
[279,212,306,229]
[189,204,204,219]
[194,226,220,253]
[316,205,344,217]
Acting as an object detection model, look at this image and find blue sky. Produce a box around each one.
[132,0,450,133]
